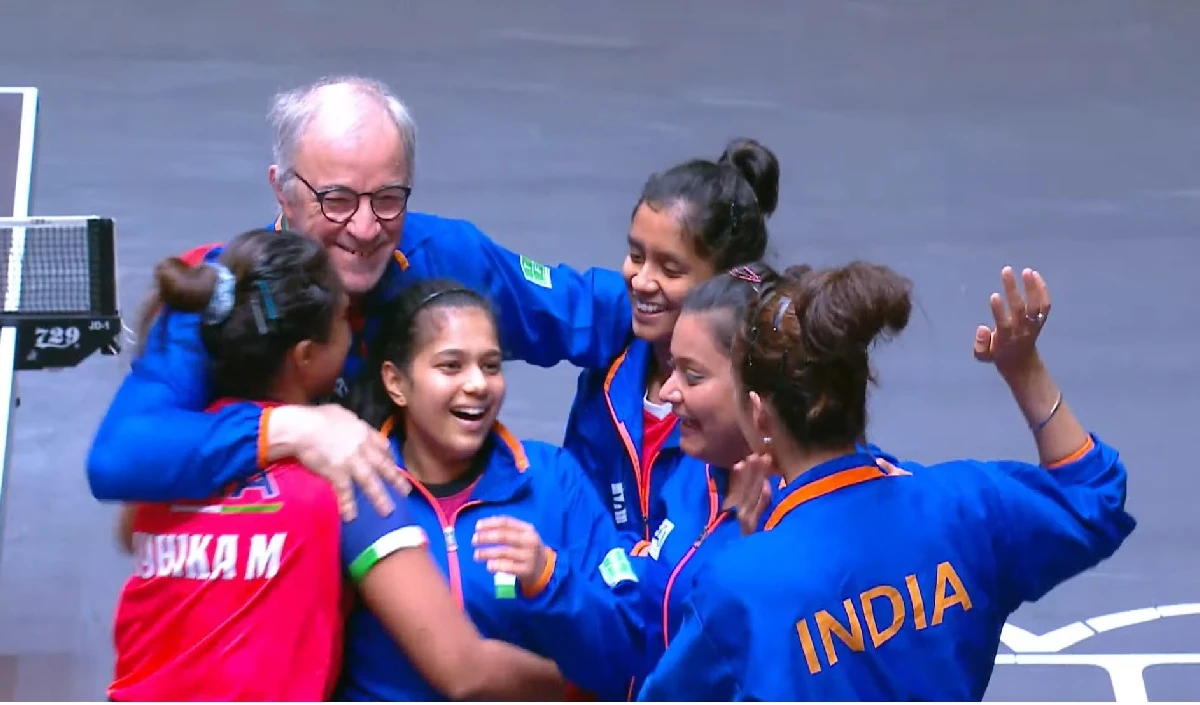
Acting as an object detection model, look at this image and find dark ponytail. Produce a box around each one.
[150,259,220,316]
[734,261,912,448]
[136,228,344,401]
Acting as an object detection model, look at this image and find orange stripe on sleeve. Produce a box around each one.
[1045,436,1096,470]
[257,407,274,470]
[522,548,558,598]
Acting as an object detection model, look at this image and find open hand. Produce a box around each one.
[292,404,410,521]
[726,452,775,535]
[472,516,550,588]
[974,266,1051,380]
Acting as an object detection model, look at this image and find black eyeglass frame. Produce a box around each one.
[288,170,413,224]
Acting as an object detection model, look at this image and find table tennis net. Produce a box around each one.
[0,216,117,317]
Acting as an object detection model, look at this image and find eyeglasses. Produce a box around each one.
[290,171,412,224]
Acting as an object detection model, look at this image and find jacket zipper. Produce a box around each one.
[660,512,730,648]
[402,470,483,606]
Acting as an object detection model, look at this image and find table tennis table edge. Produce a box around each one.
[0,86,40,563]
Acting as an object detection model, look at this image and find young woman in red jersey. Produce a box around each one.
[109,228,563,701]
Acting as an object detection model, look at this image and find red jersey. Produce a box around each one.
[108,400,344,702]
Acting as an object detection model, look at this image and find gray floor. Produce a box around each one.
[0,0,1197,700]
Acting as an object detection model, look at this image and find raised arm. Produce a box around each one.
[969,267,1134,606]
[413,215,632,369]
[981,352,1134,606]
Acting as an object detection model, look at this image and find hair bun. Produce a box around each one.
[718,138,780,216]
[786,261,912,359]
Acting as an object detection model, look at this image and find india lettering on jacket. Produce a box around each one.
[131,532,287,581]
[796,560,973,674]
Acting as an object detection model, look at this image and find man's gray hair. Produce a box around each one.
[268,75,417,185]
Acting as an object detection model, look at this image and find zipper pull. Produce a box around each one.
[695,516,722,546]
[443,526,457,553]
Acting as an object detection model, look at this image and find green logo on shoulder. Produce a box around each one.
[520,256,553,289]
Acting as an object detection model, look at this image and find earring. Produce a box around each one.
[762,437,772,445]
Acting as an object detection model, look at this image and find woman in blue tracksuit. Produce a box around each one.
[639,263,1136,701]
[481,262,785,698]
[625,263,786,689]
[563,137,781,545]
[339,278,647,702]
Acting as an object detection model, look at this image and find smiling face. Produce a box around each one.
[660,310,751,468]
[621,202,717,347]
[272,110,410,297]
[383,306,506,464]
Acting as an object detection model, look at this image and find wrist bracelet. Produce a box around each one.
[1031,391,1063,433]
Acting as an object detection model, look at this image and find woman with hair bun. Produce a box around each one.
[639,264,1136,701]
[565,137,781,547]
[480,141,784,698]
[109,229,564,702]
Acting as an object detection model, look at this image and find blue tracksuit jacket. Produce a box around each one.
[638,434,1136,701]
[86,212,631,501]
[511,454,744,700]
[623,458,741,698]
[339,423,646,701]
[637,440,902,671]
[563,338,680,544]
[506,442,895,698]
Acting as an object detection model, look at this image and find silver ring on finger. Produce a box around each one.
[1026,310,1047,326]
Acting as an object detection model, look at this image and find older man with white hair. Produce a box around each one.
[87,76,631,517]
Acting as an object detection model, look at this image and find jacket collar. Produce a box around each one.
[381,415,534,504]
[602,338,681,452]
